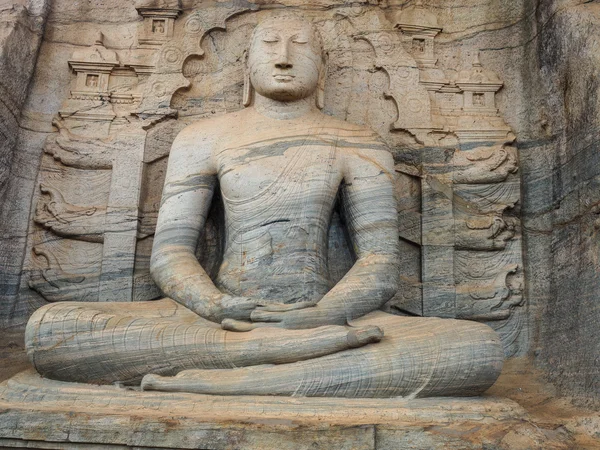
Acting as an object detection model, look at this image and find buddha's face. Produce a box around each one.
[247,18,323,103]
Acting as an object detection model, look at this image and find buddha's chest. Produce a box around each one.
[216,141,343,204]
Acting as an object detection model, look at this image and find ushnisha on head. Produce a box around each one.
[243,15,327,109]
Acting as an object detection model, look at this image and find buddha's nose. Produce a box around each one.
[275,43,293,69]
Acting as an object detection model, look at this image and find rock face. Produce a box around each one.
[0,0,47,188]
[0,0,598,434]
[0,0,48,326]
[519,0,600,407]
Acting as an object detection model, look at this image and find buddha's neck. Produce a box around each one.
[254,94,316,120]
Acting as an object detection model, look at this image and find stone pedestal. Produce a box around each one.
[0,370,526,450]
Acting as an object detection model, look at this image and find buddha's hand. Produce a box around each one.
[221,302,343,331]
[208,295,267,323]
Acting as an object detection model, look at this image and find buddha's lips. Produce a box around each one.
[273,74,295,82]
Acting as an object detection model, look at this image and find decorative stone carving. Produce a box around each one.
[34,183,150,244]
[67,33,118,101]
[136,0,182,47]
[453,143,519,184]
[454,180,520,215]
[44,134,112,170]
[453,55,512,142]
[358,4,525,354]
[28,246,100,303]
[455,247,524,318]
[360,30,434,133]
[456,264,523,321]
[136,2,255,115]
[455,214,517,251]
[457,54,502,110]
[34,116,150,301]
[394,2,442,69]
[34,185,104,243]
[59,33,118,129]
[24,14,504,400]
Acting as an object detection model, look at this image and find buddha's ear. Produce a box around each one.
[243,50,253,107]
[316,52,329,110]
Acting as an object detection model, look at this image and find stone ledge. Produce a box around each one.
[0,370,527,449]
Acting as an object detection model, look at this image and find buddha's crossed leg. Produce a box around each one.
[25,299,382,385]
[141,312,504,398]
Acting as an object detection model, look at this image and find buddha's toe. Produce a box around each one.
[140,374,162,391]
[347,325,384,348]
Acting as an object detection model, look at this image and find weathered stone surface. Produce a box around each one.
[0,370,527,450]
[1,1,528,358]
[0,0,49,328]
[0,0,47,188]
[0,0,599,447]
[518,0,600,408]
[2,366,597,449]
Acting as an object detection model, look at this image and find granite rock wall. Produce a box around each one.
[518,0,600,407]
[0,0,48,327]
[0,0,47,186]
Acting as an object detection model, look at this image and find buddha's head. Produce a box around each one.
[244,15,327,109]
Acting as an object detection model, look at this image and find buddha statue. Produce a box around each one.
[25,14,503,398]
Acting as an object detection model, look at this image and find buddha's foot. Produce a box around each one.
[141,366,274,393]
[141,325,383,395]
[222,324,383,366]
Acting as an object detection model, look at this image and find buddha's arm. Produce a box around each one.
[249,143,400,329]
[150,126,260,323]
[318,145,401,320]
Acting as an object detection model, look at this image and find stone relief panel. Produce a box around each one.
[27,157,111,304]
[20,1,526,356]
[34,185,105,243]
[28,245,101,303]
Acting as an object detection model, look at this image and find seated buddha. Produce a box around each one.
[25,14,504,398]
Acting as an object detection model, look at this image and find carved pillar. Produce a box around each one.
[99,128,147,301]
[421,170,456,318]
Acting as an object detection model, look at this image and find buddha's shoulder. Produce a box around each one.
[318,114,386,144]
[312,115,391,161]
[176,110,248,140]
[318,114,373,133]
[175,110,386,148]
